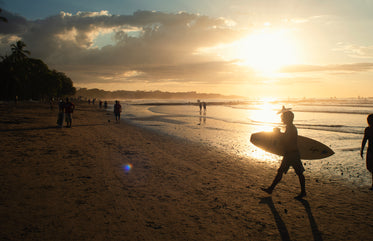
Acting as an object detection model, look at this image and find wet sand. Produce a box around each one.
[1,102,372,240]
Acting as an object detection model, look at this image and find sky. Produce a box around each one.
[1,0,373,99]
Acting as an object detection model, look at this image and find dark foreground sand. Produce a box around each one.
[1,102,372,240]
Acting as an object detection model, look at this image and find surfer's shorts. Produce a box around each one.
[367,150,373,173]
[278,151,305,175]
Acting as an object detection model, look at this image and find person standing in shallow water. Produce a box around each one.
[261,110,306,199]
[114,100,122,123]
[361,114,373,190]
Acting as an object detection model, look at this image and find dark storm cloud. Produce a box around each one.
[0,9,28,34]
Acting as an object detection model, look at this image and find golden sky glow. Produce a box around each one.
[1,0,373,98]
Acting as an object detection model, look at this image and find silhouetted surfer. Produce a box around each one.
[361,114,373,190]
[261,110,306,199]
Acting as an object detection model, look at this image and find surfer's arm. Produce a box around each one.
[361,128,368,158]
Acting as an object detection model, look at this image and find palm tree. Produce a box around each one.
[0,9,8,22]
[10,40,31,61]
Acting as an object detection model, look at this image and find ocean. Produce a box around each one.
[113,99,373,188]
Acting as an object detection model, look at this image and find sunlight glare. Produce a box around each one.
[249,99,281,132]
[233,29,298,74]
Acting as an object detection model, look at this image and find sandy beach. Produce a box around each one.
[1,102,372,241]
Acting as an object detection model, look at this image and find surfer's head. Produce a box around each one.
[281,111,294,125]
[368,114,373,127]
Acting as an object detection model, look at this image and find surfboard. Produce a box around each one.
[250,131,334,160]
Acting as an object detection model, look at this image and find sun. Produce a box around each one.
[231,29,298,73]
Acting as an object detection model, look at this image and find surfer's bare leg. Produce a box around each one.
[262,171,283,194]
[295,173,306,198]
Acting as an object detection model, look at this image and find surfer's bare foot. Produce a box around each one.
[294,192,306,199]
[261,187,273,194]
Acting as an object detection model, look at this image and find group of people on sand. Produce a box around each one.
[261,110,373,199]
[56,99,122,126]
[57,98,75,128]
[88,99,108,109]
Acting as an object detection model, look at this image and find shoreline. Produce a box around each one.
[120,102,371,189]
[1,102,373,240]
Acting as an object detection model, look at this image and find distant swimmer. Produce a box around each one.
[361,114,373,190]
[261,110,306,199]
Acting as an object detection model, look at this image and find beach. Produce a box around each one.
[1,102,373,240]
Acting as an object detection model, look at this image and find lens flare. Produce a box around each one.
[123,164,133,173]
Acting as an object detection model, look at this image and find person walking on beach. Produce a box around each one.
[114,100,122,123]
[361,114,373,190]
[57,99,65,128]
[261,110,306,199]
[64,98,75,128]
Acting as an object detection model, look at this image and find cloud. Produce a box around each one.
[0,9,247,89]
[0,10,28,35]
[334,42,373,59]
[280,63,373,73]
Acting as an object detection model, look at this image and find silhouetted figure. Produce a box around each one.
[64,98,75,128]
[203,102,207,112]
[57,99,65,128]
[361,113,373,190]
[104,101,108,109]
[261,110,306,198]
[114,100,122,123]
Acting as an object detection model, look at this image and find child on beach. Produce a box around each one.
[361,114,373,190]
[261,110,306,199]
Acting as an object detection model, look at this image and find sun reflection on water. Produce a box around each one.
[245,99,283,164]
[249,100,282,132]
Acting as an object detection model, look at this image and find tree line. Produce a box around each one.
[76,88,241,100]
[0,40,76,101]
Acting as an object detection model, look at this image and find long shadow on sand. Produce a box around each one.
[260,197,290,241]
[0,123,106,132]
[295,198,323,241]
[260,197,323,241]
